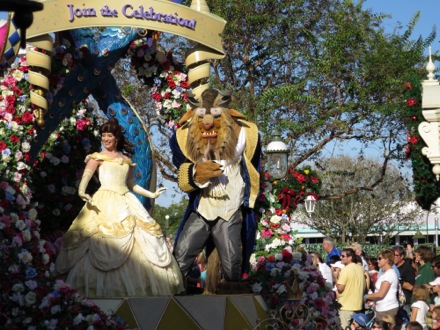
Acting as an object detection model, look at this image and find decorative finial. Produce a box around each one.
[190,0,211,13]
[426,46,436,82]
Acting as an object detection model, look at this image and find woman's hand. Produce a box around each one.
[154,187,167,198]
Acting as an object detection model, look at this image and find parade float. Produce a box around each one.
[0,1,338,328]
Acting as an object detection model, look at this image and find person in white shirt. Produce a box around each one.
[364,249,399,322]
[310,252,333,287]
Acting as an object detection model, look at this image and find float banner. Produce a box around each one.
[27,0,226,54]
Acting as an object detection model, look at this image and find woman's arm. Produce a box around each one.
[365,281,391,301]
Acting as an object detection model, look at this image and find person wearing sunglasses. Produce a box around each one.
[364,249,399,322]
[336,248,366,329]
[370,320,391,330]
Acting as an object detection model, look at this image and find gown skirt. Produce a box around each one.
[56,156,184,297]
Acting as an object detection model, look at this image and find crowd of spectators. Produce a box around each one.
[310,238,440,329]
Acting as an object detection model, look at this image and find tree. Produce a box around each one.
[151,197,189,238]
[119,0,436,205]
[292,155,423,243]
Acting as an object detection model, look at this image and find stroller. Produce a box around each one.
[346,310,376,330]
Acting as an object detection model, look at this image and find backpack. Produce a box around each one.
[397,282,406,307]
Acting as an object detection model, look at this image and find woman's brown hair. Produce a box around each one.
[99,118,134,155]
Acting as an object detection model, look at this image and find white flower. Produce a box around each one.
[40,171,47,178]
[42,253,50,265]
[270,215,282,224]
[271,238,282,248]
[252,282,263,293]
[52,208,60,216]
[13,172,22,182]
[28,208,38,220]
[73,313,86,325]
[22,229,31,241]
[24,292,37,305]
[25,280,37,290]
[18,249,33,264]
[292,251,303,260]
[270,267,281,277]
[69,117,77,126]
[275,253,283,261]
[276,284,287,294]
[50,305,61,314]
[12,283,25,292]
[12,69,24,81]
[50,157,60,166]
[15,219,26,230]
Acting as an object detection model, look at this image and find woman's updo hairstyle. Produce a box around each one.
[99,118,134,155]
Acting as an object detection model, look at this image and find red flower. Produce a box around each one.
[267,255,275,262]
[0,141,6,151]
[406,98,417,106]
[281,249,293,262]
[280,233,291,241]
[404,82,413,90]
[180,80,190,88]
[311,176,319,184]
[275,208,284,216]
[293,171,306,184]
[10,134,19,144]
[151,93,162,101]
[409,136,419,144]
[22,112,34,124]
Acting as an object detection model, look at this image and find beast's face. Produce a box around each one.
[185,105,240,162]
[180,88,246,162]
[194,107,223,145]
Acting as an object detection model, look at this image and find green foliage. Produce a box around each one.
[207,0,434,173]
[402,77,440,209]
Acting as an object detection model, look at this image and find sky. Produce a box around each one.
[364,0,440,55]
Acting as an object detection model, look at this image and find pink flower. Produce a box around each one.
[261,228,273,238]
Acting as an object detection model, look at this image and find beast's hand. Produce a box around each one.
[194,161,224,184]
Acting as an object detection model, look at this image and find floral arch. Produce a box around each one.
[1,0,226,208]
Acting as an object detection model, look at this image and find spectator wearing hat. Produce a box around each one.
[350,242,368,272]
[336,248,366,329]
[349,312,368,329]
[323,237,342,265]
[430,277,440,306]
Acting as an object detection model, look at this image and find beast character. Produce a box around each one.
[170,88,261,289]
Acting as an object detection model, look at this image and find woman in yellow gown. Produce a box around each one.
[56,118,184,297]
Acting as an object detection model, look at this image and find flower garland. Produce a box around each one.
[248,168,339,328]
[31,100,101,234]
[252,168,321,258]
[127,38,190,130]
[402,77,440,210]
[0,57,127,328]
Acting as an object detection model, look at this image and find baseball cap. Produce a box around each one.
[430,277,440,286]
[352,313,367,327]
[330,261,345,269]
[349,243,362,251]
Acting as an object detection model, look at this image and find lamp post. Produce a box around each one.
[165,215,170,237]
[305,195,317,216]
[0,0,44,49]
[266,131,289,179]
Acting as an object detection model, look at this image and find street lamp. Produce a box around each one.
[304,195,317,216]
[165,215,170,237]
[266,131,289,179]
[0,0,44,49]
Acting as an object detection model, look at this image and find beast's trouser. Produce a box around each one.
[174,210,243,281]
